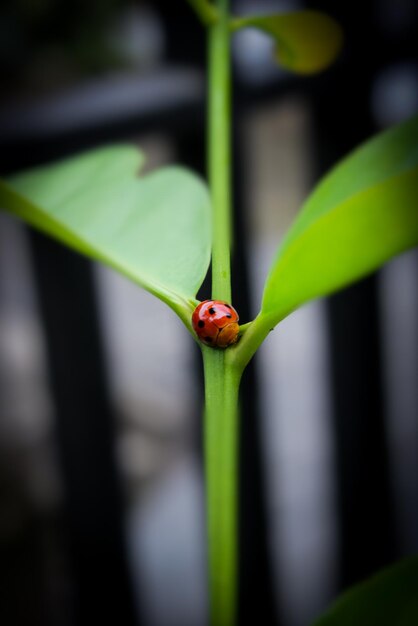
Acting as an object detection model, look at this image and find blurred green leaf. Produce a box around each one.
[313,557,418,626]
[231,10,343,74]
[0,146,211,325]
[261,116,418,325]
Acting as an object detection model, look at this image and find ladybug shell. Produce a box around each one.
[192,300,240,348]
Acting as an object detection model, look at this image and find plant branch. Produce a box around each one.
[228,313,275,372]
[185,0,219,26]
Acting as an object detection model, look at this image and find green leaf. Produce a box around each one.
[313,557,418,626]
[261,116,418,325]
[0,145,211,327]
[231,10,343,74]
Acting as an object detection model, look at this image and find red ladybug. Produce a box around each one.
[192,300,240,348]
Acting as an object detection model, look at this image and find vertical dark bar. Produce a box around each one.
[233,116,279,626]
[28,232,139,626]
[155,0,206,67]
[308,0,397,589]
[327,277,396,586]
[0,517,48,626]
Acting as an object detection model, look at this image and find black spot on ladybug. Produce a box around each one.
[209,307,216,315]
[226,314,232,318]
[198,320,205,328]
[204,336,212,342]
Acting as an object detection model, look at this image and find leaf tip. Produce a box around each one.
[276,11,344,75]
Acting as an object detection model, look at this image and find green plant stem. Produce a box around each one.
[203,347,241,626]
[208,0,232,303]
[204,2,240,626]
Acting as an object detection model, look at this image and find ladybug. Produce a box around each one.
[192,300,240,348]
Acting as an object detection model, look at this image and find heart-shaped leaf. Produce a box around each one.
[260,116,418,327]
[231,10,343,74]
[313,557,418,626]
[0,146,211,327]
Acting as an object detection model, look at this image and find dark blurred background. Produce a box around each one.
[0,1,417,625]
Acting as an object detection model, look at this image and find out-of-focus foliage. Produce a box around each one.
[313,557,418,626]
[231,10,343,74]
